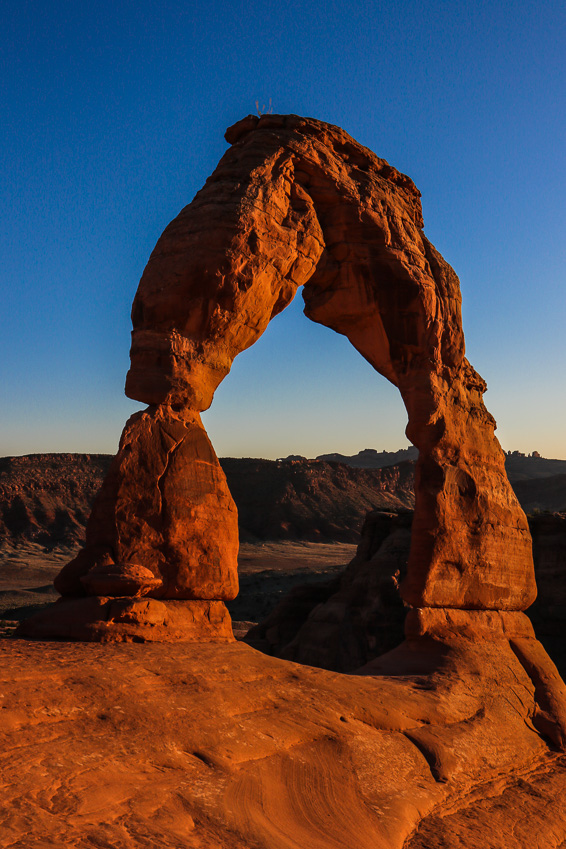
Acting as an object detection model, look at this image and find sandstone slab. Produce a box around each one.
[17,597,234,643]
[1,637,565,848]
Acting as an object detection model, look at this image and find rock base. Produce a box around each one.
[16,596,235,643]
[360,607,566,752]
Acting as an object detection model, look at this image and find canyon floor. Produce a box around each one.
[2,618,566,848]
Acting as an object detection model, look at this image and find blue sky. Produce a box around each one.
[2,0,565,459]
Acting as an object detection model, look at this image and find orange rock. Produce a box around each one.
[38,113,535,641]
[80,563,163,597]
[55,406,238,603]
[17,597,234,643]
[2,637,566,847]
[126,113,534,610]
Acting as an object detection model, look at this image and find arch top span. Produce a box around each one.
[45,114,535,642]
[126,113,464,409]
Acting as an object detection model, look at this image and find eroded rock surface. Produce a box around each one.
[2,637,566,849]
[54,407,239,602]
[3,451,562,550]
[246,510,566,691]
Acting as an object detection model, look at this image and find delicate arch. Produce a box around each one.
[54,114,535,628]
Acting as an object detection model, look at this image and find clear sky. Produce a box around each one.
[2,0,565,460]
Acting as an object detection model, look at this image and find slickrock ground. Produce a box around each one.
[2,634,566,849]
[3,523,565,846]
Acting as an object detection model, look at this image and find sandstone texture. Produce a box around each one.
[0,453,414,549]
[2,636,566,849]
[25,112,537,643]
[125,112,535,611]
[53,408,239,603]
[18,597,234,643]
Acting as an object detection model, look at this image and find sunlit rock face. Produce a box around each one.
[38,113,535,639]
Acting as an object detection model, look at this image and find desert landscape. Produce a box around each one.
[2,112,566,849]
[2,449,565,663]
[3,474,566,848]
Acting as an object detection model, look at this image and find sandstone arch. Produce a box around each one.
[33,114,536,640]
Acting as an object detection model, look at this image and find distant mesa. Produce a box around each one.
[316,446,419,468]
[3,450,565,550]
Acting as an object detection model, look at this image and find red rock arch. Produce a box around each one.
[50,114,536,640]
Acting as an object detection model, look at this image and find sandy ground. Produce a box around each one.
[0,541,356,634]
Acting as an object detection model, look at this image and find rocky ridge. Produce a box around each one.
[2,451,564,550]
[0,454,112,548]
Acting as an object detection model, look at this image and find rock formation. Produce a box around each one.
[246,509,566,683]
[21,112,538,642]
[246,510,411,671]
[3,636,566,848]
[10,114,566,844]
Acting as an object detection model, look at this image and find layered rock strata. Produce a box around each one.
[23,113,536,639]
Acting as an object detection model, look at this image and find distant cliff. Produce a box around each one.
[314,446,566,482]
[221,457,415,542]
[1,451,564,549]
[0,454,112,548]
